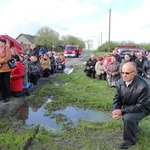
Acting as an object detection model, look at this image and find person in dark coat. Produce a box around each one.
[84,54,97,78]
[28,56,41,85]
[134,52,147,76]
[47,51,56,76]
[28,44,39,60]
[130,50,137,62]
[145,54,150,78]
[112,62,150,149]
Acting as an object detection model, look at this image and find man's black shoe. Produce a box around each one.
[119,141,136,149]
[4,98,10,103]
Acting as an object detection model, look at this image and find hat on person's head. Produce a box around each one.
[98,56,104,61]
[0,38,6,44]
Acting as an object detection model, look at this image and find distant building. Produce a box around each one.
[16,34,35,51]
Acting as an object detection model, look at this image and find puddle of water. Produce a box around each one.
[25,106,62,131]
[15,97,112,131]
[54,107,112,123]
[24,104,112,131]
[53,82,61,86]
[64,67,74,74]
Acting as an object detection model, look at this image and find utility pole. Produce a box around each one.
[108,9,111,52]
[101,32,102,52]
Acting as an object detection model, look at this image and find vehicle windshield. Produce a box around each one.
[66,47,74,50]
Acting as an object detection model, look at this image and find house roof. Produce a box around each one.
[16,33,36,44]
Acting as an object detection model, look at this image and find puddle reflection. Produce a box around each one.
[25,106,61,131]
[54,107,112,123]
[24,104,112,131]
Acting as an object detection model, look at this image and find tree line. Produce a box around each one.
[34,26,86,51]
[97,41,150,52]
[34,26,150,52]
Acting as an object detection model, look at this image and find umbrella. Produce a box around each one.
[0,34,24,53]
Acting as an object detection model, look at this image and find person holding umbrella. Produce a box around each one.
[0,38,12,103]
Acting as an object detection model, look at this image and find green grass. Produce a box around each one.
[42,66,115,112]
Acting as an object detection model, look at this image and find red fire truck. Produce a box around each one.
[64,45,82,58]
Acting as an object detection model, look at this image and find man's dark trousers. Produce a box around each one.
[122,112,148,143]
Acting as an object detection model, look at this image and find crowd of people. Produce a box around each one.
[84,50,150,87]
[0,38,66,103]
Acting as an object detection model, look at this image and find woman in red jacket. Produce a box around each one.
[10,55,30,97]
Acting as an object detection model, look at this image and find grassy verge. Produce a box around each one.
[40,66,115,112]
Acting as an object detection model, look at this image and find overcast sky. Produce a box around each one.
[0,0,150,48]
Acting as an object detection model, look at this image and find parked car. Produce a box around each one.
[115,45,146,60]
[115,45,146,53]
[118,49,145,60]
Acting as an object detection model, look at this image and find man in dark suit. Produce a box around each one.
[112,62,150,149]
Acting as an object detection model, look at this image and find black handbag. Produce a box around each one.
[8,58,17,69]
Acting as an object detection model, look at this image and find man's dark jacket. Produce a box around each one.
[113,75,150,115]
[134,56,147,75]
[85,58,97,68]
